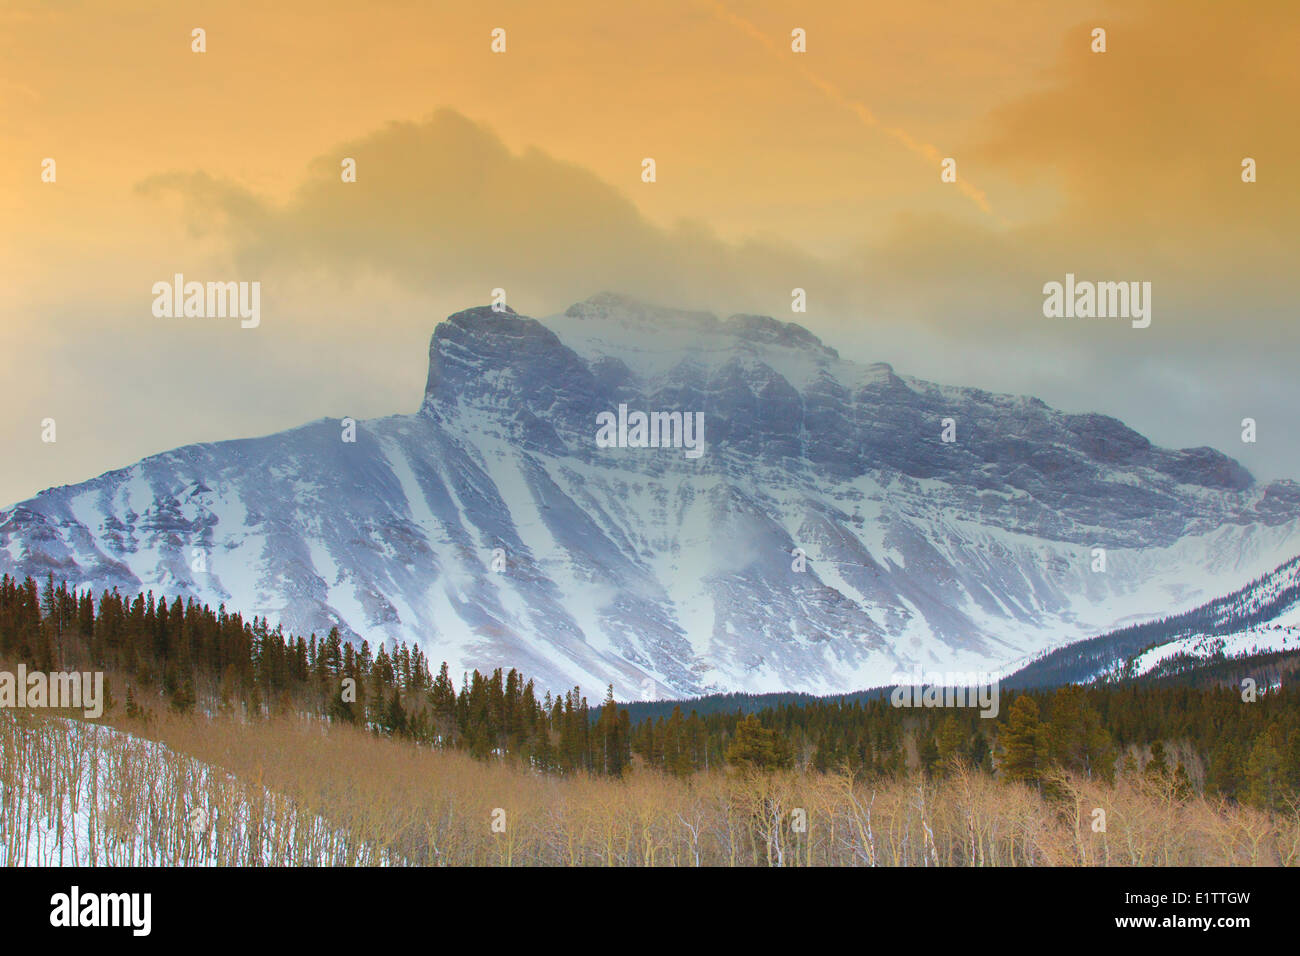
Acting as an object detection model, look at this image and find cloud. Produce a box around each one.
[135,109,838,324]
[132,86,1300,483]
[3,0,1296,507]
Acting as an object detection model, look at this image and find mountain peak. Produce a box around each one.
[416,296,1270,513]
[424,305,558,395]
[722,313,838,358]
[563,292,721,332]
[422,305,597,427]
[562,293,837,358]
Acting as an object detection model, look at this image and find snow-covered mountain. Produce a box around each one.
[4,293,1300,699]
[1007,553,1300,687]
[1126,623,1300,681]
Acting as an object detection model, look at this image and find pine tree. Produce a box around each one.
[592,685,630,776]
[935,714,966,774]
[1245,727,1285,811]
[1047,685,1114,781]
[1144,740,1169,779]
[384,688,408,739]
[998,696,1048,788]
[169,673,196,713]
[919,736,941,777]
[726,713,792,771]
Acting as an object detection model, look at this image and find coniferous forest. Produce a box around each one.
[4,573,1300,813]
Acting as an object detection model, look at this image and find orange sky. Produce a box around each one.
[1,0,1297,503]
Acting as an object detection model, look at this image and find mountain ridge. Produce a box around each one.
[2,292,1298,699]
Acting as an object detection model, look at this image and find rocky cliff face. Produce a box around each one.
[3,293,1298,698]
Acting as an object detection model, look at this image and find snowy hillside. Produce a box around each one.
[1127,620,1300,678]
[1007,554,1300,687]
[0,714,384,866]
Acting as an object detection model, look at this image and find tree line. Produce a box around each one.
[2,574,1298,809]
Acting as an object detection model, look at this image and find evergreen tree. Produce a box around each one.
[998,696,1048,788]
[1245,727,1285,811]
[1047,685,1114,781]
[383,688,408,739]
[1144,740,1169,779]
[726,714,792,771]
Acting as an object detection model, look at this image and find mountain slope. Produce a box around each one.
[3,293,1299,698]
[1005,553,1300,688]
